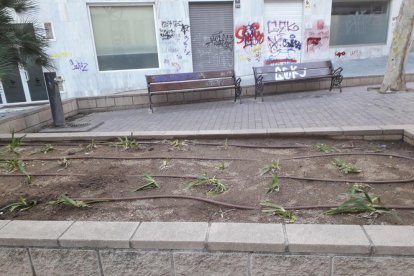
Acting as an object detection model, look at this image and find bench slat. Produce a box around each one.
[149,77,235,92]
[261,68,332,82]
[146,70,234,83]
[254,61,332,74]
[149,85,237,94]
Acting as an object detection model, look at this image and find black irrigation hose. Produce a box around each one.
[2,151,413,163]
[0,156,258,162]
[2,173,414,184]
[74,195,259,210]
[190,142,309,149]
[283,205,414,210]
[71,195,414,211]
[282,152,414,161]
[0,141,310,149]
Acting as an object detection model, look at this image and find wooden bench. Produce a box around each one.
[146,70,242,112]
[253,60,343,101]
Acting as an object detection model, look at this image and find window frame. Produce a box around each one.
[329,0,391,47]
[43,22,56,41]
[87,3,161,73]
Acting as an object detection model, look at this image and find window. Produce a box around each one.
[330,0,390,46]
[90,6,159,71]
[43,22,55,40]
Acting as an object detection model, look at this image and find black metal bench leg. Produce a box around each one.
[331,67,344,93]
[255,75,264,102]
[234,77,242,104]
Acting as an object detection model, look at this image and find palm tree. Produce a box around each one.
[0,0,53,81]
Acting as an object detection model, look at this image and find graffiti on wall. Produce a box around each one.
[234,21,264,65]
[335,51,346,58]
[195,32,234,69]
[206,31,234,50]
[160,20,190,40]
[51,51,72,59]
[272,65,307,81]
[239,45,263,63]
[333,47,382,60]
[159,19,191,72]
[265,20,302,65]
[304,19,330,59]
[235,22,264,48]
[69,59,88,72]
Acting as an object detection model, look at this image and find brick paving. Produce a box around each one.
[74,85,414,132]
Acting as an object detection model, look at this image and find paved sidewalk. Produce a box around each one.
[72,84,414,132]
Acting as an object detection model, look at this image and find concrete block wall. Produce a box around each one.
[0,221,413,275]
[0,99,78,133]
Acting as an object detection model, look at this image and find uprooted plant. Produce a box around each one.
[111,136,140,150]
[40,144,55,154]
[187,174,227,195]
[1,197,37,212]
[333,159,362,174]
[159,159,172,170]
[25,175,33,185]
[267,174,280,194]
[49,195,90,208]
[216,161,227,171]
[261,160,281,194]
[170,139,190,150]
[0,132,25,155]
[260,201,297,223]
[326,184,390,216]
[1,158,26,173]
[314,143,333,153]
[84,139,97,152]
[57,157,70,171]
[261,160,281,176]
[134,175,160,191]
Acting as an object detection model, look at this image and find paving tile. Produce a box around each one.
[286,224,370,254]
[59,221,139,248]
[130,222,208,250]
[363,225,414,255]
[208,223,285,252]
[0,220,73,247]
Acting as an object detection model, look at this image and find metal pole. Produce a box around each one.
[44,72,65,127]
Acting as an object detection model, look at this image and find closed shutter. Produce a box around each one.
[264,0,303,65]
[189,2,234,72]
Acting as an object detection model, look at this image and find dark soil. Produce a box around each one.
[0,137,413,225]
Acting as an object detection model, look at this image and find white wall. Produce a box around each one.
[34,0,402,99]
[37,0,192,99]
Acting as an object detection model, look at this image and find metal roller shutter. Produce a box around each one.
[189,2,234,72]
[264,0,303,65]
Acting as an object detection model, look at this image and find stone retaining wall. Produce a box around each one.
[0,221,413,275]
[0,99,77,133]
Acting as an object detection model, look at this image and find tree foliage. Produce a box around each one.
[0,0,53,80]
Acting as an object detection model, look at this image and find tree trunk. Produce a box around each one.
[380,0,414,93]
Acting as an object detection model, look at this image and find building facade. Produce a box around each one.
[0,0,403,105]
